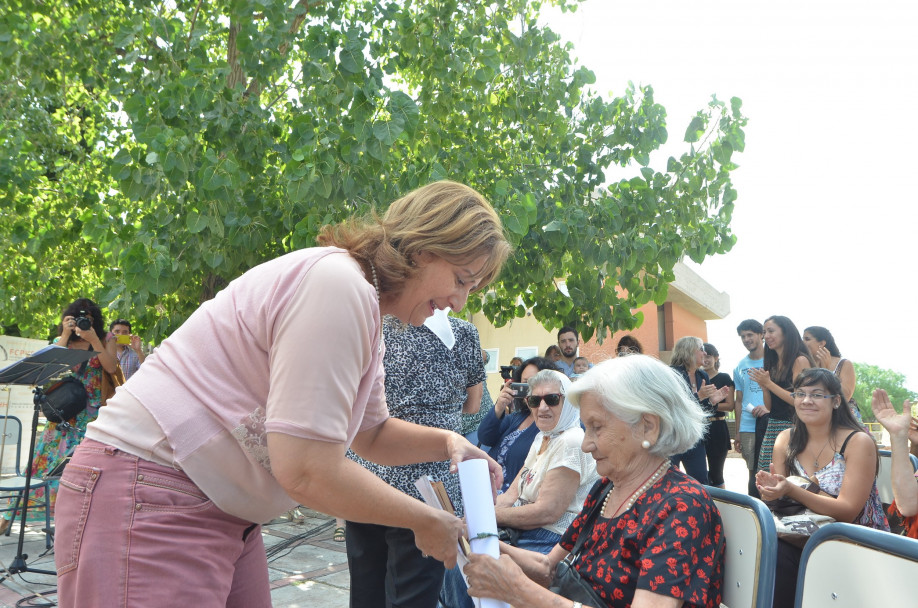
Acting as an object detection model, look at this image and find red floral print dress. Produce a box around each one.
[559,468,725,608]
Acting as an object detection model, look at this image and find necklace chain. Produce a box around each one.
[813,436,833,470]
[602,460,670,518]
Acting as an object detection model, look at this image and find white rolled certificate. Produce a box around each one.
[458,458,510,608]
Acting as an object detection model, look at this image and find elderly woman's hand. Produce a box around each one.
[755,467,790,501]
[464,553,529,605]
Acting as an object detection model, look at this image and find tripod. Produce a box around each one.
[4,387,57,577]
[0,345,96,581]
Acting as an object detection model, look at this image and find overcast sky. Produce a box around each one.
[543,0,918,390]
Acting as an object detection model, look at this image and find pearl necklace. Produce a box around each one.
[368,261,380,302]
[369,261,382,353]
[602,460,671,518]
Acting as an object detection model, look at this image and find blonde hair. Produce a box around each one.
[318,181,510,296]
[670,336,703,369]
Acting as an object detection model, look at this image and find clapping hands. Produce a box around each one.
[755,464,789,501]
[698,380,731,405]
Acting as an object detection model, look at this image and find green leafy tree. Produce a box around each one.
[0,0,746,343]
[852,362,918,422]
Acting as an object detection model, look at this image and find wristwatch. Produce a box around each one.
[572,603,582,608]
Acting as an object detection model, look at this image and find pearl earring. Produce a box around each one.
[641,440,651,449]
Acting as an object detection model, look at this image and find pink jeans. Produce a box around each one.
[54,439,270,607]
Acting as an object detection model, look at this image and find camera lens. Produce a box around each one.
[75,317,92,331]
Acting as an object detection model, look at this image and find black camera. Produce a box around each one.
[74,310,92,331]
[499,365,518,381]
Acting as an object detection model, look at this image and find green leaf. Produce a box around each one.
[684,116,706,143]
[339,40,365,74]
[185,211,208,234]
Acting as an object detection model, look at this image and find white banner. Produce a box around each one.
[0,335,52,475]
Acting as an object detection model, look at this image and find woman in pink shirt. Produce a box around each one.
[53,181,510,608]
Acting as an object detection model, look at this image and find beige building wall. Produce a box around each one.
[469,312,557,397]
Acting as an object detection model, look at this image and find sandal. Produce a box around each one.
[333,526,346,542]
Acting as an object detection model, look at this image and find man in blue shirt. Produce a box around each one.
[733,319,768,497]
[554,326,581,378]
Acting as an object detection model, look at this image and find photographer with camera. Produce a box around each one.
[107,319,145,380]
[0,298,119,534]
[477,356,560,493]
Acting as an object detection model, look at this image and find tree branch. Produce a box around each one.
[245,0,325,99]
[227,21,246,90]
[185,0,205,51]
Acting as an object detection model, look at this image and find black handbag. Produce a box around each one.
[42,361,89,423]
[497,527,522,546]
[548,483,613,607]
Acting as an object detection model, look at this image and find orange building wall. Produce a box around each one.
[579,301,709,366]
[663,302,708,349]
[579,302,661,362]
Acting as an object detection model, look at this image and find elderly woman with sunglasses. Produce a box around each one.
[494,370,599,552]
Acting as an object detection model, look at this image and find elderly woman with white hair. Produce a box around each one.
[441,369,598,608]
[463,355,725,608]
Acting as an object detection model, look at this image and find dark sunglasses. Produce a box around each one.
[526,393,563,408]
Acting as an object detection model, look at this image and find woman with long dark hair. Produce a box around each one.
[750,315,813,472]
[757,368,887,606]
[803,325,861,422]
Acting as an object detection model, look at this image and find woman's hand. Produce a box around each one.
[494,380,517,419]
[464,553,530,605]
[77,325,104,350]
[748,368,772,390]
[709,385,731,405]
[873,389,918,443]
[755,465,790,500]
[697,379,717,400]
[413,509,466,569]
[61,315,76,340]
[814,346,832,369]
[445,433,502,497]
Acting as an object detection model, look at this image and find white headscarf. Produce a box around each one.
[532,370,579,438]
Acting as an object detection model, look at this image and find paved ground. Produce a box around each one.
[0,457,752,607]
